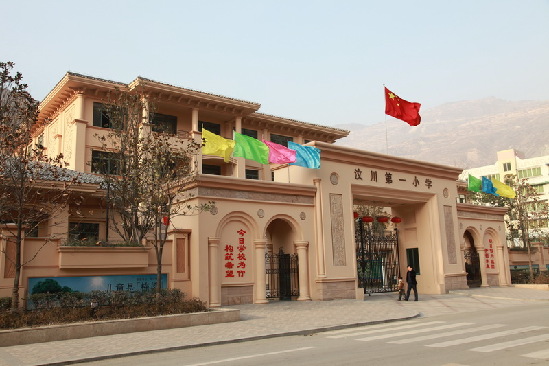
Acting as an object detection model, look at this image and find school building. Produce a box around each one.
[0,73,512,306]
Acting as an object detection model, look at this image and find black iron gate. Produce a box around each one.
[464,248,481,287]
[355,220,400,294]
[266,248,299,300]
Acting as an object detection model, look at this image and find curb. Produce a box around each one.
[37,313,421,366]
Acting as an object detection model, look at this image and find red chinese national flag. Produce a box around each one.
[384,87,421,126]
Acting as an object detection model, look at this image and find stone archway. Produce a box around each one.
[264,216,310,301]
[463,230,481,287]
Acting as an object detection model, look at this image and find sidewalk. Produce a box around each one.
[0,286,548,366]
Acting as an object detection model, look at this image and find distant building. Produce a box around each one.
[460,149,549,245]
[460,149,549,273]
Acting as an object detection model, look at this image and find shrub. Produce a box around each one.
[1,289,208,329]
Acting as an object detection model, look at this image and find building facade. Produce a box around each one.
[0,73,512,307]
[460,149,549,272]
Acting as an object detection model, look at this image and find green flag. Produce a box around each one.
[468,174,481,192]
[233,132,269,164]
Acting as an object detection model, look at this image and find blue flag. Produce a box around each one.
[288,141,320,169]
[481,176,498,196]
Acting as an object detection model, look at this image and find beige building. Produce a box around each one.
[0,73,512,307]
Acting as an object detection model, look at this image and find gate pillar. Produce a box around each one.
[208,237,221,307]
[254,239,268,304]
[496,243,510,286]
[475,244,489,287]
[295,241,311,301]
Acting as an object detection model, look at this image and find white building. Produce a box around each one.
[460,149,549,246]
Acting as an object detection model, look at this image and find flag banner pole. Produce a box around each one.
[385,114,389,155]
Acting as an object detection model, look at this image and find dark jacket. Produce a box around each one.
[406,269,417,285]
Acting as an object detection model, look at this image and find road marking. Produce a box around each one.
[471,333,549,352]
[182,347,315,366]
[522,349,549,359]
[322,320,421,335]
[356,323,473,342]
[426,326,546,348]
[388,324,505,344]
[326,321,444,338]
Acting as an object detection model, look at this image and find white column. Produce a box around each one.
[313,178,326,277]
[476,244,489,287]
[191,108,202,174]
[295,241,311,301]
[208,237,221,307]
[496,244,510,286]
[254,239,268,304]
[234,116,245,178]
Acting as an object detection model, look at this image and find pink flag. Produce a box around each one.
[262,140,296,164]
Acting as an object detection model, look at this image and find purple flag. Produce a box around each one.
[262,140,296,164]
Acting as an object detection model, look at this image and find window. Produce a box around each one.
[202,164,221,175]
[406,248,420,275]
[485,174,500,182]
[457,194,466,203]
[533,185,545,194]
[151,113,177,134]
[503,162,511,172]
[199,121,221,135]
[91,150,119,175]
[270,134,293,147]
[518,167,542,179]
[242,128,258,139]
[69,222,100,242]
[93,102,113,128]
[36,134,44,149]
[245,169,259,180]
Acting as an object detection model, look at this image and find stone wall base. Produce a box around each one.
[444,274,468,292]
[315,280,356,300]
[221,285,253,305]
[0,308,239,347]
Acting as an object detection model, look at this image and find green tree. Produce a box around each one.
[31,279,72,294]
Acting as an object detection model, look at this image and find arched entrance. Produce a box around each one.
[464,230,481,287]
[265,218,299,300]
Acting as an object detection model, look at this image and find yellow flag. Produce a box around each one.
[491,179,516,198]
[201,129,235,163]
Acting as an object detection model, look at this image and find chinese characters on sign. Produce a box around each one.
[225,229,248,278]
[485,239,496,269]
[353,168,433,189]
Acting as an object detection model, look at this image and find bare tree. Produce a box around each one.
[95,90,213,297]
[0,62,81,310]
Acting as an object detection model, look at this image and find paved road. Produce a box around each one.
[76,303,549,366]
[0,286,548,366]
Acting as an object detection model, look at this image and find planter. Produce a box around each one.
[0,308,240,346]
[514,284,549,291]
[58,246,150,269]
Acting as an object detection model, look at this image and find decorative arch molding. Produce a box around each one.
[462,226,482,250]
[263,213,303,241]
[215,211,260,239]
[483,227,500,246]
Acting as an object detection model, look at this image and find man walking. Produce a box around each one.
[405,265,418,301]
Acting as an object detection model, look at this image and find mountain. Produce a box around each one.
[334,98,549,169]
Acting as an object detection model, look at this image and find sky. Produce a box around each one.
[2,0,548,126]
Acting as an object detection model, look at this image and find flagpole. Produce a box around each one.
[385,115,388,155]
[383,84,388,155]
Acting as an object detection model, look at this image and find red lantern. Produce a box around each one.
[353,212,359,219]
[376,216,389,223]
[162,216,170,226]
[391,217,402,223]
[362,216,374,223]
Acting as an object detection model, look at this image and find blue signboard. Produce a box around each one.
[27,274,167,296]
